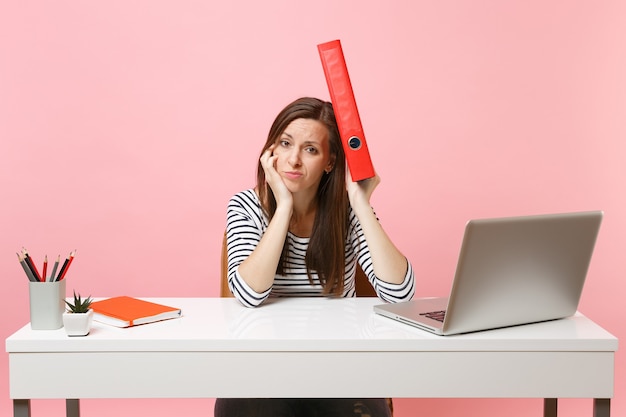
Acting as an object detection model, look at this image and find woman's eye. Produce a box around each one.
[305,147,318,154]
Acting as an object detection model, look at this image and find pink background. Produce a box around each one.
[1,1,624,416]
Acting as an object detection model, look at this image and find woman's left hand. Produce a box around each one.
[346,168,380,209]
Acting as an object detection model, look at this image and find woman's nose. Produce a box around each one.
[287,149,301,167]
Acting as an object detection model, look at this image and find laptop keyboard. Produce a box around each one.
[420,310,446,322]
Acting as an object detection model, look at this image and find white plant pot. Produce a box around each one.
[63,309,94,336]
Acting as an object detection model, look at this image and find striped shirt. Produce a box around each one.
[226,189,415,308]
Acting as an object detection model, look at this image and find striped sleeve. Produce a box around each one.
[225,190,272,307]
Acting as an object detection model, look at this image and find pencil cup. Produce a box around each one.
[29,280,66,330]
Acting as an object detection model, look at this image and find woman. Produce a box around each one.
[216,97,414,416]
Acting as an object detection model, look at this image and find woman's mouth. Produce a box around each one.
[284,171,303,180]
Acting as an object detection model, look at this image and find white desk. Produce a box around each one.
[6,298,618,417]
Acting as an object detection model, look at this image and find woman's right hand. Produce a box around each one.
[260,145,293,210]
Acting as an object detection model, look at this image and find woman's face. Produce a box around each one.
[272,118,334,196]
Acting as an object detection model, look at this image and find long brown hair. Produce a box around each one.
[256,97,348,295]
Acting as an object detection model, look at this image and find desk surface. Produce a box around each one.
[6,297,619,401]
[6,297,618,352]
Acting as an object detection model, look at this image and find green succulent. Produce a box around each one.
[65,291,93,313]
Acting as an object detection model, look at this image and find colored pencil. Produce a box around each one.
[22,249,43,282]
[49,255,60,282]
[17,253,38,282]
[57,250,76,281]
[42,255,48,282]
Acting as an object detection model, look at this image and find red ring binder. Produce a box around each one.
[318,40,375,182]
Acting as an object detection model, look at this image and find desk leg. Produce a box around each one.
[66,399,80,417]
[593,399,610,417]
[13,399,31,417]
[543,398,557,417]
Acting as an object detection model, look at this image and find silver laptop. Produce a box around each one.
[374,211,603,335]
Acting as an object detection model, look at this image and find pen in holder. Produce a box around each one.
[29,280,66,330]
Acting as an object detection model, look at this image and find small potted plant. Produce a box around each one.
[63,291,94,336]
